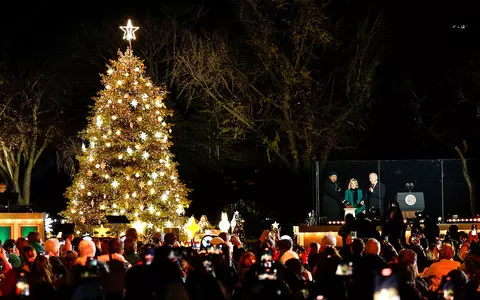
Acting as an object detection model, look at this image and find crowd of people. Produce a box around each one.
[0,211,479,299]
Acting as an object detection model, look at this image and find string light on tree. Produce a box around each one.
[61,19,190,236]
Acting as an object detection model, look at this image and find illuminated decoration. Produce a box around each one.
[119,19,139,41]
[272,221,280,229]
[176,204,184,215]
[184,216,201,239]
[44,214,54,234]
[327,220,346,225]
[232,211,245,240]
[447,218,480,223]
[269,221,281,240]
[93,225,111,238]
[198,215,211,229]
[60,21,190,236]
[131,220,147,234]
[219,212,230,232]
[230,211,238,234]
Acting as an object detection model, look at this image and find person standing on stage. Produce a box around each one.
[345,178,365,215]
[322,171,344,220]
[364,173,386,217]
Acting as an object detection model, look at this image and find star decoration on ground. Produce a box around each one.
[94,225,111,237]
[139,182,145,188]
[131,99,138,108]
[100,162,106,169]
[184,217,201,238]
[119,19,139,41]
[87,170,93,177]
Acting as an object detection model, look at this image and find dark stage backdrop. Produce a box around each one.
[314,159,478,219]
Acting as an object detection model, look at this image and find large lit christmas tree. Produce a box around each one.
[61,20,189,236]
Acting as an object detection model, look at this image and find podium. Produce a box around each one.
[344,207,356,218]
[396,192,425,219]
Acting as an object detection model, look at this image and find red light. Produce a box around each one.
[381,268,392,276]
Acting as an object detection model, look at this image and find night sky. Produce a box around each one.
[1,1,479,222]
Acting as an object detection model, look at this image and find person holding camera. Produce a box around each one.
[67,239,108,299]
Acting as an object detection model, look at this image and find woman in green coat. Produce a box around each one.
[344,178,365,215]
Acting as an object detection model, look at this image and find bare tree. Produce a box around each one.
[63,3,384,174]
[0,72,59,205]
[171,1,384,173]
[408,75,479,215]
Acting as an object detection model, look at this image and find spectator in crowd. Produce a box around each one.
[382,206,405,251]
[424,216,440,246]
[125,228,138,242]
[424,242,461,291]
[123,238,140,265]
[44,238,67,287]
[28,232,44,254]
[398,249,429,296]
[320,232,337,252]
[338,214,356,245]
[3,239,21,269]
[278,237,299,264]
[307,242,321,272]
[352,238,388,299]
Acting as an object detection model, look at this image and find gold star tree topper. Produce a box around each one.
[120,19,139,41]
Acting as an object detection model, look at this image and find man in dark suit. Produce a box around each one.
[364,173,387,218]
[321,171,344,221]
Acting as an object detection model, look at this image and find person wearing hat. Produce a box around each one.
[321,171,344,221]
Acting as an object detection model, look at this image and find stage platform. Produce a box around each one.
[293,223,475,247]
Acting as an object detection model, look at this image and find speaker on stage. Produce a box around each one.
[396,192,425,212]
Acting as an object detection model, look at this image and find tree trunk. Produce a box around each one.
[282,98,299,174]
[455,143,475,216]
[21,161,34,206]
